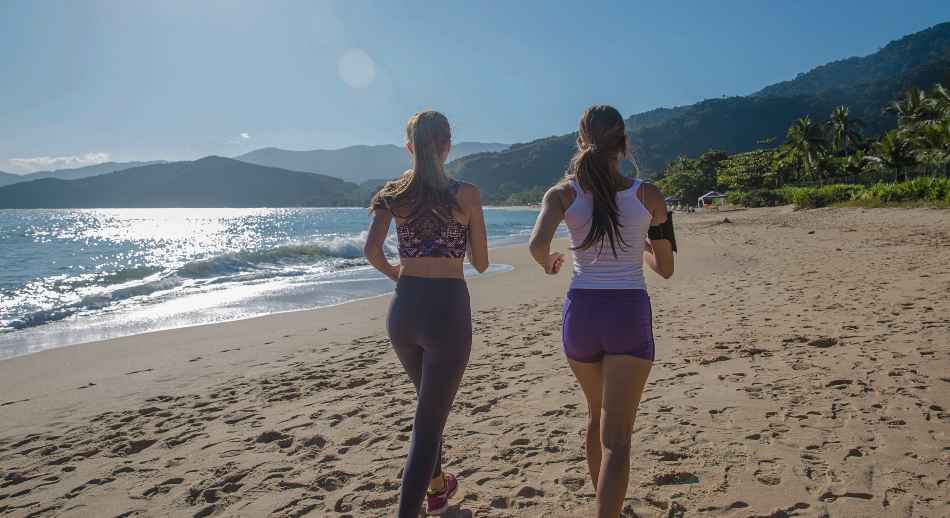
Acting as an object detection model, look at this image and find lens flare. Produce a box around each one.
[338,48,377,89]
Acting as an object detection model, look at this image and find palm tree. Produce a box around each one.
[786,116,828,184]
[927,83,950,119]
[909,120,950,173]
[771,144,796,187]
[871,130,916,180]
[885,88,930,128]
[825,106,864,155]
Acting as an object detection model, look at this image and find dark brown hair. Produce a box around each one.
[564,105,629,256]
[370,110,458,219]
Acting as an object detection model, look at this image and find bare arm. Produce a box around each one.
[641,183,675,279]
[363,208,400,281]
[463,184,489,273]
[528,186,567,274]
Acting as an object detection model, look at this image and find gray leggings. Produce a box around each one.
[387,275,472,518]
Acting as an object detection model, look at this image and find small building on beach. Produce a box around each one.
[698,191,727,209]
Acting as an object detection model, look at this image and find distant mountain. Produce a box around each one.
[236,142,507,183]
[447,142,509,161]
[18,161,167,182]
[446,136,576,200]
[0,161,167,189]
[448,22,950,201]
[0,171,20,188]
[0,157,362,208]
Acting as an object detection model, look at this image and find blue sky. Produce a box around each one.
[1,1,948,173]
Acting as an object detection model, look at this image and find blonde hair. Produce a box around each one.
[371,110,457,218]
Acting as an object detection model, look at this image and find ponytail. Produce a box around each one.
[564,105,629,257]
[371,110,458,218]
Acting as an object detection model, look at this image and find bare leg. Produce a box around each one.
[596,355,652,518]
[568,359,604,489]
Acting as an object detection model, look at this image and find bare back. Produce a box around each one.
[366,181,489,279]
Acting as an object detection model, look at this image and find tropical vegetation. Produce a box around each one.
[725,177,950,209]
[656,81,950,209]
[447,22,950,203]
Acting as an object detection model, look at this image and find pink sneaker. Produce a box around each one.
[425,473,458,515]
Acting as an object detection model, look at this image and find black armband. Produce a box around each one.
[648,211,677,253]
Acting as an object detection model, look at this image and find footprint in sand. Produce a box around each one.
[142,477,185,498]
[652,471,699,486]
[753,459,782,486]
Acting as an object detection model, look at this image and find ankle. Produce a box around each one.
[429,475,446,492]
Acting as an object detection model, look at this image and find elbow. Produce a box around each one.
[659,264,674,279]
[363,243,382,262]
[472,254,490,273]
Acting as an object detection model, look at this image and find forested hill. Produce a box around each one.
[629,56,950,173]
[0,157,362,208]
[754,22,950,98]
[447,22,950,202]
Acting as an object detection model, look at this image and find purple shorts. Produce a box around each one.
[562,289,655,363]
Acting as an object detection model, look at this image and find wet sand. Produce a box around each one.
[1,206,948,517]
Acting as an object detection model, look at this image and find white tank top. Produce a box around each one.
[564,178,652,290]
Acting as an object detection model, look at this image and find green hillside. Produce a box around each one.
[447,22,950,202]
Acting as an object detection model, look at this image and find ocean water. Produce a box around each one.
[0,208,540,359]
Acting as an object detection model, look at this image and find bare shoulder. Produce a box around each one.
[638,181,666,206]
[455,181,482,206]
[544,181,574,210]
[638,181,668,222]
[638,181,663,198]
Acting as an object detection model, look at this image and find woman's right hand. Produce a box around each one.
[388,263,402,281]
[544,252,565,275]
[643,240,654,254]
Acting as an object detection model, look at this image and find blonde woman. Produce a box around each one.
[364,110,489,516]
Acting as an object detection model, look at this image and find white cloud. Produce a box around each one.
[240,133,251,140]
[7,152,111,173]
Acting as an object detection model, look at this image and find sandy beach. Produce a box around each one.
[1,206,948,518]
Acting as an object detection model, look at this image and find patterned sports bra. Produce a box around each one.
[393,181,469,259]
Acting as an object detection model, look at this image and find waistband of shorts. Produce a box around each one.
[566,288,649,298]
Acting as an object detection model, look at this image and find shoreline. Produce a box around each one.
[0,262,514,363]
[0,207,541,361]
[0,239,573,432]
